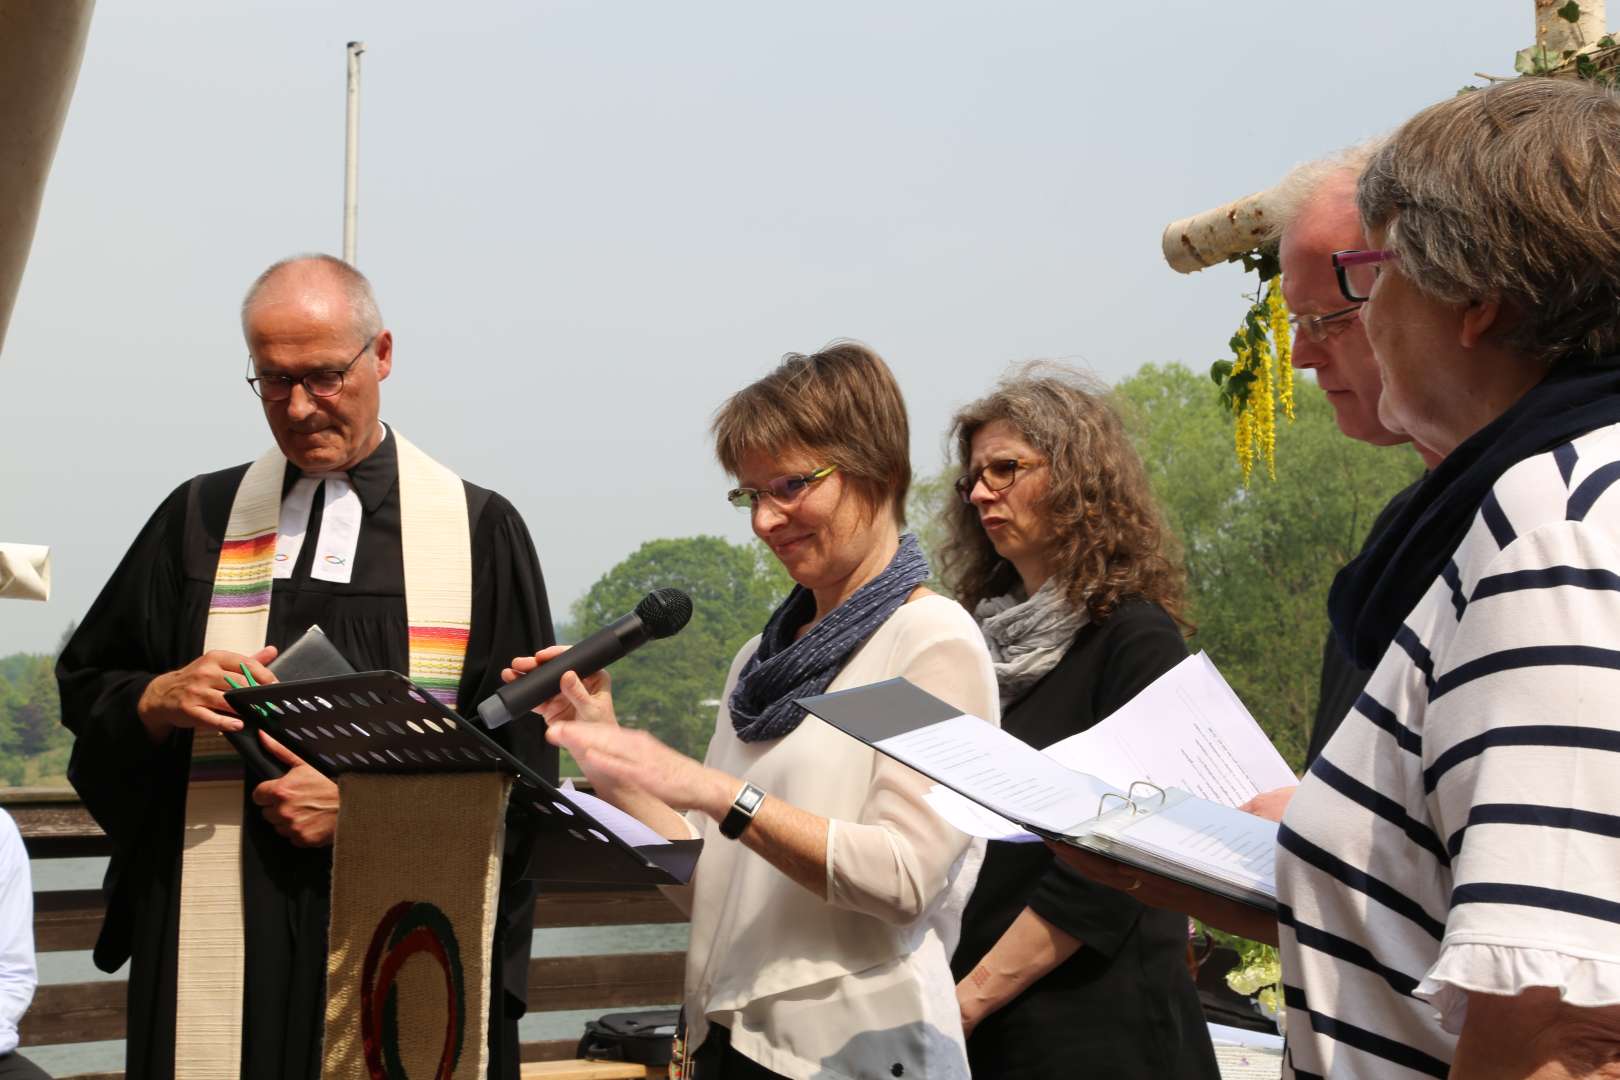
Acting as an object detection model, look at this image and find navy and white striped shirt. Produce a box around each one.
[1277,424,1620,1078]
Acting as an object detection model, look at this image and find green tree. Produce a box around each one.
[572,536,792,759]
[906,470,955,592]
[0,674,19,759]
[1116,363,1424,768]
[9,655,64,758]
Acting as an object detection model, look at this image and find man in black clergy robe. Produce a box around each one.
[56,254,556,1079]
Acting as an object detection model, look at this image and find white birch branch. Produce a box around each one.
[1160,190,1275,275]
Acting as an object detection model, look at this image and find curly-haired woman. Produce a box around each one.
[943,364,1219,1079]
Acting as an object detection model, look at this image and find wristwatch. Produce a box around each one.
[719,782,766,839]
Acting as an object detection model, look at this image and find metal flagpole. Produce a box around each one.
[343,41,365,265]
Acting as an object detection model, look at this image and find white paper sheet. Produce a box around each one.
[1043,652,1296,807]
[1094,793,1277,895]
[876,714,1117,835]
[0,543,50,601]
[923,786,1042,842]
[558,779,669,847]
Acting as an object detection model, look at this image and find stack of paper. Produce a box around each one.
[798,652,1293,910]
[1082,790,1278,909]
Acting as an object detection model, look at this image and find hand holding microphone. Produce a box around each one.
[479,587,693,729]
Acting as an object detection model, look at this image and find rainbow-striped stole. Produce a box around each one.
[177,431,473,1075]
[396,430,473,711]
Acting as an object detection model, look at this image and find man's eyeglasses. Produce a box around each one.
[246,333,378,402]
[954,458,1042,504]
[727,465,838,511]
[1332,249,1399,304]
[1287,304,1362,344]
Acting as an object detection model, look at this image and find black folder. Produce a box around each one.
[225,669,699,886]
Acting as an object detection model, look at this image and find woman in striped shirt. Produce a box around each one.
[1058,77,1620,1077]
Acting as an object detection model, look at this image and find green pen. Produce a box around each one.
[225,672,265,717]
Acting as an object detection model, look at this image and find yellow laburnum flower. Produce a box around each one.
[1267,278,1296,421]
[1234,393,1255,482]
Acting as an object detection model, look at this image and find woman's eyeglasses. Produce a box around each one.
[246,333,378,402]
[1331,249,1399,304]
[955,458,1041,503]
[727,465,837,511]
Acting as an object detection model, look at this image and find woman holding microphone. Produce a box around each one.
[508,343,997,1080]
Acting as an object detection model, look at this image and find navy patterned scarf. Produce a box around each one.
[1330,356,1620,667]
[730,532,931,743]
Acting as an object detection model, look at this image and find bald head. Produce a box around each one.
[240,254,383,345]
[1286,170,1362,254]
[1275,158,1408,450]
[241,253,393,473]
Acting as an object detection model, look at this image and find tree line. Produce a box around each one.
[0,634,71,787]
[0,363,1420,787]
[566,363,1421,771]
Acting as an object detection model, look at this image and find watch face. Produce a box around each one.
[738,784,766,814]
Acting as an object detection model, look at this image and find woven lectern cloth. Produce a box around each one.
[321,771,510,1080]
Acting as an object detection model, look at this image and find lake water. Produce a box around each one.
[27,857,687,1076]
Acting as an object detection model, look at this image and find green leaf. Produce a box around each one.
[1250,247,1281,282]
[1210,359,1233,385]
[1515,44,1559,75]
[1557,1,1582,23]
[1229,333,1246,354]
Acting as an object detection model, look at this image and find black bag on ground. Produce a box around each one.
[576,1009,680,1065]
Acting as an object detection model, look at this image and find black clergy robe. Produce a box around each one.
[57,429,557,1080]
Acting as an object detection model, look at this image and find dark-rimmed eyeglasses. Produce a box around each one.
[1287,304,1362,344]
[954,458,1042,504]
[245,333,378,402]
[1332,249,1399,304]
[727,465,837,511]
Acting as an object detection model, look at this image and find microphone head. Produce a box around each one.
[635,587,693,639]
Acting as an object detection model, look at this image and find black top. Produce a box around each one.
[57,429,557,1080]
[950,598,1220,1080]
[1305,476,1424,767]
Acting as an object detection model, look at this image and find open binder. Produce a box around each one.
[797,676,1279,913]
[225,669,699,886]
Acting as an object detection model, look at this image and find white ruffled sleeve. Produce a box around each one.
[1417,520,1620,1035]
[1417,942,1620,1035]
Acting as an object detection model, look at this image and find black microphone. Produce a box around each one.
[476,587,694,729]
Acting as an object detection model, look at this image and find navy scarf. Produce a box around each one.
[730,532,931,743]
[1329,357,1620,668]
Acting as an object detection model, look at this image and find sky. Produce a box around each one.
[0,1,1533,655]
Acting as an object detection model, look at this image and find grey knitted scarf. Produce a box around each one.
[975,578,1086,707]
[729,532,931,743]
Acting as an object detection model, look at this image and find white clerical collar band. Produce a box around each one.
[272,473,363,584]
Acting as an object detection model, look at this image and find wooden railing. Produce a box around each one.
[8,788,686,1078]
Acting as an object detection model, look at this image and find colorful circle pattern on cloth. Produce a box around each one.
[360,900,466,1080]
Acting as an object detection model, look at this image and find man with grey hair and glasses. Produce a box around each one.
[1240,147,1441,821]
[57,254,557,1079]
